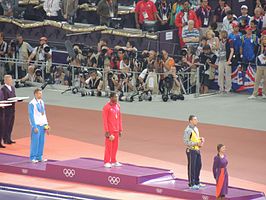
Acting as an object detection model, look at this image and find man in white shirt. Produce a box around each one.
[43,0,62,21]
[28,88,49,163]
[222,9,237,35]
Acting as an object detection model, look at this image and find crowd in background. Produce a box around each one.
[0,0,266,99]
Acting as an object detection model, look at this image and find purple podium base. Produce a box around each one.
[0,153,264,200]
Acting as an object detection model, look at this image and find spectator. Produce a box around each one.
[222,10,237,35]
[238,5,250,34]
[241,26,259,65]
[213,0,229,23]
[170,0,182,28]
[195,0,212,28]
[1,0,17,17]
[175,0,199,47]
[209,22,220,38]
[28,37,52,79]
[206,29,219,55]
[250,20,261,38]
[182,20,200,49]
[228,22,242,65]
[250,7,263,32]
[61,0,79,24]
[135,0,158,29]
[0,32,8,82]
[20,65,43,83]
[218,30,234,93]
[156,0,171,30]
[97,0,118,26]
[43,0,63,21]
[248,35,266,99]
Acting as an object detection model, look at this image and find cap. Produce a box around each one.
[241,5,248,10]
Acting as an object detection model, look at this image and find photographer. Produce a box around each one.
[97,46,111,69]
[28,37,52,79]
[86,48,97,68]
[20,65,44,83]
[54,65,68,85]
[170,66,181,95]
[118,73,134,93]
[85,70,103,92]
[8,34,33,78]
[138,63,158,93]
[180,46,198,92]
[67,44,83,67]
[198,45,218,94]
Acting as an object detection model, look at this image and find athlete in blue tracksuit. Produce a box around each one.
[28,88,49,163]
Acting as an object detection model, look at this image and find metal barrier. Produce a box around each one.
[0,57,202,98]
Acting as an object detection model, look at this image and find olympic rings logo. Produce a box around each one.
[202,195,209,200]
[108,176,121,185]
[63,168,76,178]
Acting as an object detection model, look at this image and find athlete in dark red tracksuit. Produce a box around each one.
[102,92,122,168]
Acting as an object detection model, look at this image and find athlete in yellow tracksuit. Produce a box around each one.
[183,115,205,190]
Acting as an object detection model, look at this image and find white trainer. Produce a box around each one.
[248,95,256,99]
[104,163,112,168]
[31,159,39,164]
[262,94,266,99]
[112,162,122,167]
[39,159,48,162]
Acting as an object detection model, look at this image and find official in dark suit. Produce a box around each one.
[1,75,16,144]
[0,89,6,148]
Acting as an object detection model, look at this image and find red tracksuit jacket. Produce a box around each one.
[103,102,122,133]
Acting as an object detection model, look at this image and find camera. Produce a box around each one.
[35,68,42,77]
[81,89,95,97]
[161,74,174,102]
[10,39,18,50]
[43,46,51,53]
[119,91,134,102]
[139,90,152,101]
[157,54,162,61]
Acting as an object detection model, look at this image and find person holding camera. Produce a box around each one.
[9,34,33,78]
[102,92,123,168]
[20,65,44,84]
[97,0,118,26]
[198,44,218,94]
[28,88,50,163]
[85,70,103,91]
[28,37,52,79]
[248,35,266,99]
[183,115,205,190]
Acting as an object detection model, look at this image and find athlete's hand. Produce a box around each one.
[34,128,38,134]
[109,135,115,141]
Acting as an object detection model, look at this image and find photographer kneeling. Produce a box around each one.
[85,70,103,93]
[20,65,44,84]
[138,63,158,94]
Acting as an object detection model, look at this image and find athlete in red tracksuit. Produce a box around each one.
[102,92,122,168]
